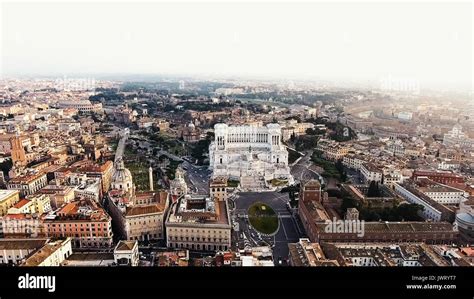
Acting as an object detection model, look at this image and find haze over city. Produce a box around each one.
[1,1,473,91]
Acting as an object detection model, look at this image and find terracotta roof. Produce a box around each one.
[8,172,45,184]
[58,202,78,215]
[4,213,40,220]
[461,247,474,257]
[13,199,30,209]
[79,160,113,173]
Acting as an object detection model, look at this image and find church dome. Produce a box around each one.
[112,158,133,191]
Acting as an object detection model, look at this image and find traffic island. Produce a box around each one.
[248,202,279,235]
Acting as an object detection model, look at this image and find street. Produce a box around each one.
[114,128,129,163]
[290,150,325,185]
[182,160,211,194]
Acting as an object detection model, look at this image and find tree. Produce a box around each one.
[313,149,323,158]
[396,203,424,221]
[306,128,318,135]
[367,181,381,197]
[295,135,318,151]
[290,133,296,143]
[335,160,347,181]
[341,196,358,212]
[280,184,299,206]
[206,131,215,140]
[191,139,211,165]
[0,159,13,177]
[151,126,160,133]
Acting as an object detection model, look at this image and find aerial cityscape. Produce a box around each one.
[0,75,472,267]
[0,1,473,271]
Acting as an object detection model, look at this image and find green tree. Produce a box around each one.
[367,181,381,197]
[0,159,13,177]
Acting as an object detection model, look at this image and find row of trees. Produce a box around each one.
[190,132,214,165]
[341,196,424,221]
[367,181,382,197]
[292,135,318,151]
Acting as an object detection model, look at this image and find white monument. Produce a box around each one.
[209,123,293,189]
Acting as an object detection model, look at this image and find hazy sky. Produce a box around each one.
[1,1,472,89]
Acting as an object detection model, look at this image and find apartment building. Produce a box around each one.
[7,172,47,197]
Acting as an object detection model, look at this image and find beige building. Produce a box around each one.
[38,185,75,209]
[7,194,52,215]
[7,172,48,197]
[316,139,350,161]
[0,238,48,265]
[107,159,169,242]
[23,238,73,266]
[209,176,228,202]
[166,194,231,252]
[342,154,367,170]
[78,160,114,194]
[360,163,383,183]
[125,202,168,241]
[111,158,135,198]
[0,189,20,216]
[107,190,169,241]
[280,120,315,141]
[288,238,339,266]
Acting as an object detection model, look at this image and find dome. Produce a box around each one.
[112,158,133,192]
[456,212,474,226]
